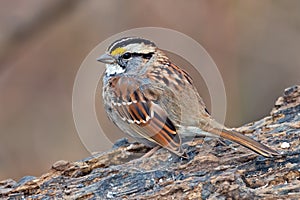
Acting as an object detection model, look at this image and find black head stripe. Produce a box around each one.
[108,37,156,53]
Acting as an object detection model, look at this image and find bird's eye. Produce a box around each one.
[122,52,132,59]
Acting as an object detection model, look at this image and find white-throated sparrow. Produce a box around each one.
[97,37,279,158]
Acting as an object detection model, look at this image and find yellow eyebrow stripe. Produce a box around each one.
[111,47,126,56]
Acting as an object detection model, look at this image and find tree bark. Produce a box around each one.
[1,85,299,199]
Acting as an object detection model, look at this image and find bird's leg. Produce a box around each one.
[141,146,161,158]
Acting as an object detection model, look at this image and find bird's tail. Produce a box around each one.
[209,128,280,157]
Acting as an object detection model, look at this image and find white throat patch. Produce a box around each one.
[105,64,126,76]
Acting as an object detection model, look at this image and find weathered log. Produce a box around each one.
[1,85,299,199]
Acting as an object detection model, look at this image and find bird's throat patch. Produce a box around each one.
[105,64,126,77]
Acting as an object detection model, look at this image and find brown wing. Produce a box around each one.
[109,76,186,157]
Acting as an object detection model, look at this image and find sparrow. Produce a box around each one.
[97,37,279,158]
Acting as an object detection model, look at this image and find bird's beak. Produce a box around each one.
[97,53,115,64]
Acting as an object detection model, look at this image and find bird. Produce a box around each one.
[97,36,279,158]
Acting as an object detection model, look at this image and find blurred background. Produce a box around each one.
[0,1,299,181]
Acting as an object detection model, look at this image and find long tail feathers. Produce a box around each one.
[210,128,280,157]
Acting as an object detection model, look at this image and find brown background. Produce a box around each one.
[0,1,299,180]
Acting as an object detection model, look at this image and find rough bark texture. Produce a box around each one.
[1,85,299,199]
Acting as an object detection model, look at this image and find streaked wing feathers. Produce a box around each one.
[110,76,185,157]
